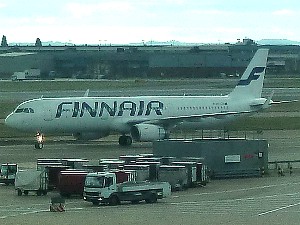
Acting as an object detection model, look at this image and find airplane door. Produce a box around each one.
[43,104,54,121]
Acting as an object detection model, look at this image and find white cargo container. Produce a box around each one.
[15,169,48,196]
[158,165,188,191]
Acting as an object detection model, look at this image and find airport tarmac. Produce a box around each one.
[0,77,299,224]
[1,130,300,225]
[1,173,300,225]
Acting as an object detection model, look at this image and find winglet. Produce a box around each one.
[84,89,90,97]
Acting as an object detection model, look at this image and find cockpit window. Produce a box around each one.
[15,108,34,113]
[15,108,24,113]
[23,108,30,113]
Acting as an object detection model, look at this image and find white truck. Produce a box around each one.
[83,172,171,206]
[11,69,41,81]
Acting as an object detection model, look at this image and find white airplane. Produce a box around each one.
[5,49,273,149]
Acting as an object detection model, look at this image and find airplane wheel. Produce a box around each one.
[118,136,132,146]
[125,136,132,146]
[35,143,44,149]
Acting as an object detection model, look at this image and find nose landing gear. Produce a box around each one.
[35,132,44,149]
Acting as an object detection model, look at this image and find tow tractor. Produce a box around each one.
[83,172,171,206]
[0,163,18,185]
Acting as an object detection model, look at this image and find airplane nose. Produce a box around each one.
[5,113,16,128]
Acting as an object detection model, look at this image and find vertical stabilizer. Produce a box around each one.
[229,49,269,99]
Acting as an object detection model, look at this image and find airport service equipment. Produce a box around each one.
[171,161,198,188]
[158,165,188,190]
[15,169,48,196]
[83,172,171,206]
[0,163,18,185]
[57,170,88,197]
[11,69,40,81]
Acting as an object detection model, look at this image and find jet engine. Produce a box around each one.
[131,124,167,142]
[73,131,109,140]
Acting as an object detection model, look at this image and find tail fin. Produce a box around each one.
[229,49,269,99]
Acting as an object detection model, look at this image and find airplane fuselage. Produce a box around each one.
[5,95,257,134]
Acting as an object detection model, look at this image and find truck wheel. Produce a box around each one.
[24,190,29,196]
[131,200,140,204]
[17,189,22,196]
[60,192,70,198]
[42,190,47,196]
[109,195,119,206]
[146,193,157,204]
[37,190,42,196]
[92,201,99,206]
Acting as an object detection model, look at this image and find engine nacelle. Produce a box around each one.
[73,131,109,140]
[131,124,167,142]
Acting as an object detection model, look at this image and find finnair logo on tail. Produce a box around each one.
[238,67,265,86]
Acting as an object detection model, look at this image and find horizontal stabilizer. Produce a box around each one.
[262,90,274,109]
[271,99,298,104]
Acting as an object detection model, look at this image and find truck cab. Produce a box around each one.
[84,172,117,204]
[0,163,18,185]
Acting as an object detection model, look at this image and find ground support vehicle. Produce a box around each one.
[171,162,198,188]
[196,162,210,186]
[15,169,48,196]
[180,157,210,186]
[57,171,88,197]
[11,69,40,81]
[123,165,150,181]
[158,165,188,191]
[83,172,171,206]
[0,163,18,185]
[50,196,65,212]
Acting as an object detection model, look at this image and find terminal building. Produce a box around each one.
[0,39,300,79]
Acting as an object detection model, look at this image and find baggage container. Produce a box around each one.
[15,169,48,196]
[158,165,188,191]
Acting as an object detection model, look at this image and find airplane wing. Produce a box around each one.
[126,110,254,128]
[155,111,254,126]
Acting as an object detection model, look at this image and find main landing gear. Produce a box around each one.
[35,132,44,149]
[118,135,132,146]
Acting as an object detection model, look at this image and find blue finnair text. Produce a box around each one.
[55,100,164,118]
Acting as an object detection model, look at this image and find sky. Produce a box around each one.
[1,0,300,45]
